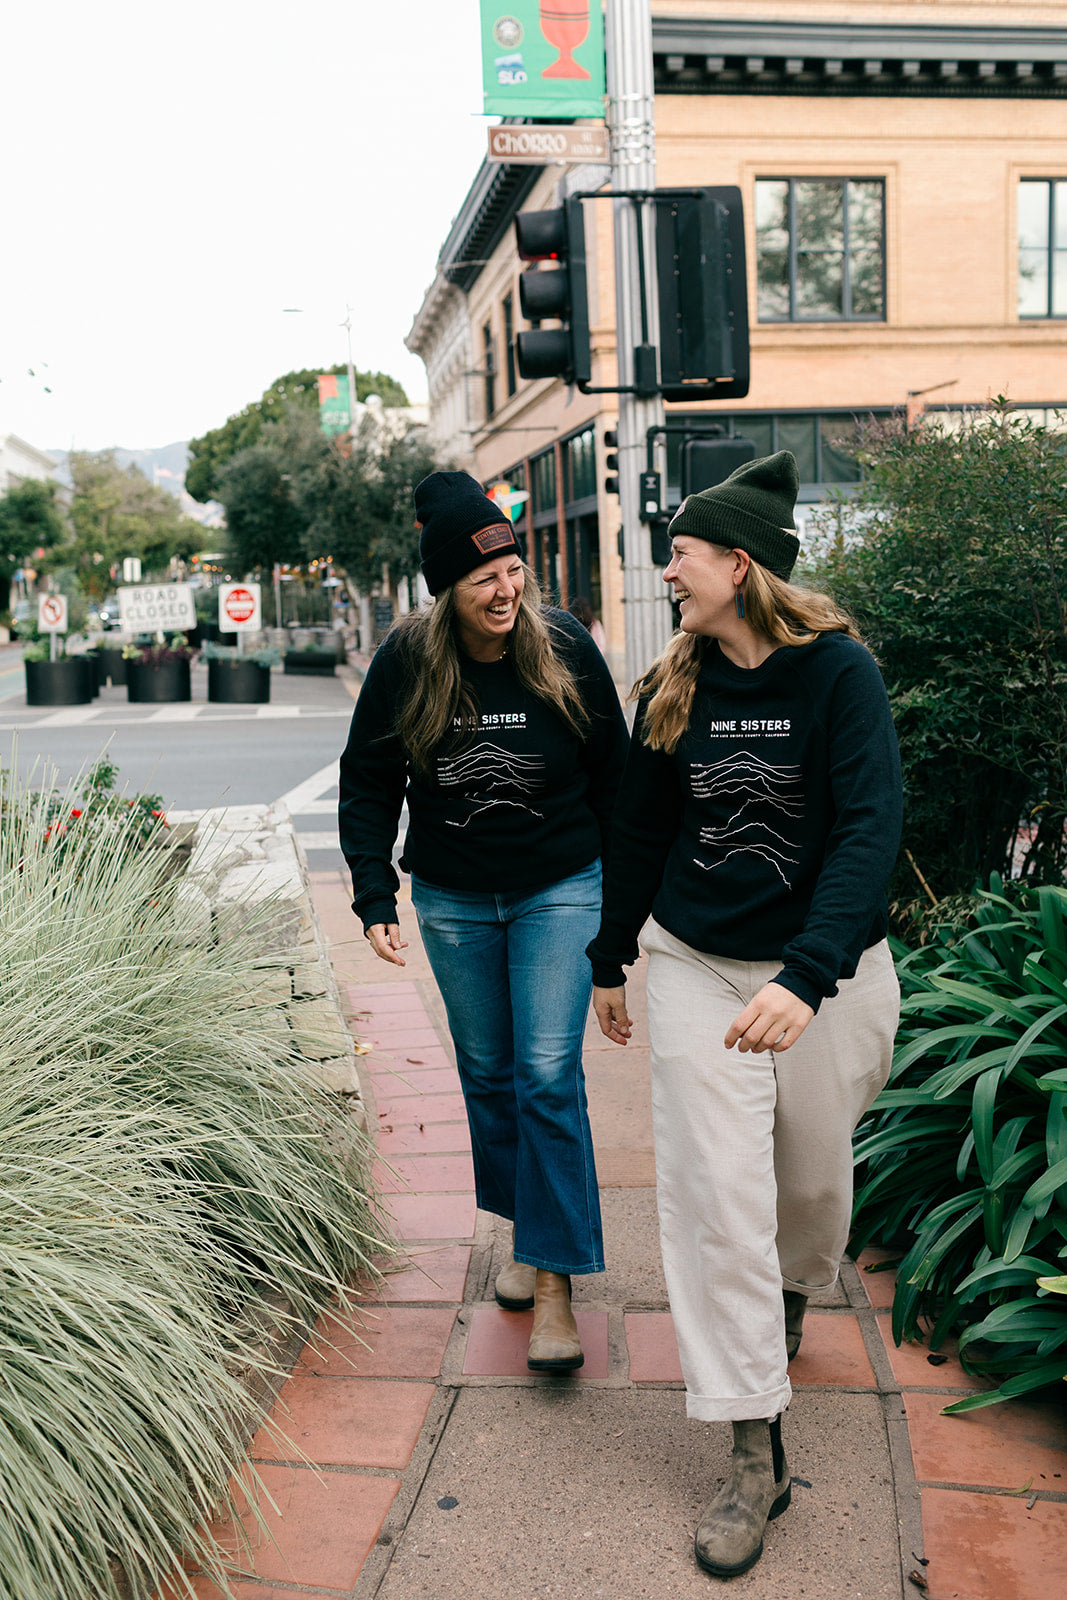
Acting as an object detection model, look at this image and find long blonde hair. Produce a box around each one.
[393,564,591,773]
[637,558,862,754]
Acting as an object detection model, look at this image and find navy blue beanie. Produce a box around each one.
[415,471,521,595]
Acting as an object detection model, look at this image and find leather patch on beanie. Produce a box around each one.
[470,522,516,554]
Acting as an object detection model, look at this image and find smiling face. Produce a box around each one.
[662,536,746,638]
[452,555,526,659]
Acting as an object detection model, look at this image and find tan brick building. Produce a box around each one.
[406,3,1067,675]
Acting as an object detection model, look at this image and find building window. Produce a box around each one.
[1018,179,1067,318]
[564,427,596,502]
[503,294,517,396]
[664,411,876,501]
[531,449,556,515]
[482,322,496,418]
[755,178,885,322]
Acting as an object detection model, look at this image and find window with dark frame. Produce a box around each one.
[482,322,496,418]
[1018,179,1067,318]
[503,293,517,396]
[755,178,886,322]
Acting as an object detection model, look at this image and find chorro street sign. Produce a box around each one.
[219,581,261,632]
[117,584,195,633]
[487,124,609,165]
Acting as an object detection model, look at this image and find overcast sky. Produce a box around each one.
[1,1,492,453]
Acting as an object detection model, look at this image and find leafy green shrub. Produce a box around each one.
[201,641,281,668]
[0,762,390,1599]
[813,403,1067,936]
[852,879,1067,1412]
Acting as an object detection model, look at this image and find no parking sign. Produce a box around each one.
[218,582,261,632]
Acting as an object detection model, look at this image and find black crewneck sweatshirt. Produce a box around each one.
[339,608,628,931]
[587,632,903,1012]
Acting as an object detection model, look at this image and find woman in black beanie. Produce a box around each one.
[340,470,627,1371]
[587,451,902,1577]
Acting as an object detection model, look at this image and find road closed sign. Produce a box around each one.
[219,582,261,632]
[38,594,68,632]
[118,583,195,633]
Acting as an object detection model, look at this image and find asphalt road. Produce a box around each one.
[0,649,361,872]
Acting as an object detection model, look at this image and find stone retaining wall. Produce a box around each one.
[168,801,365,1125]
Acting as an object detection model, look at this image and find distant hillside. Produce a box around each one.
[49,442,224,529]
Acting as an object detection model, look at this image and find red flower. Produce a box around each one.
[69,808,82,819]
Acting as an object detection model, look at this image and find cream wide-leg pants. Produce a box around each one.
[642,919,900,1423]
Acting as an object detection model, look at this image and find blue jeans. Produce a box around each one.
[410,862,604,1275]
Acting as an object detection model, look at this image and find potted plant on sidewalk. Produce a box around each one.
[124,635,197,703]
[202,641,279,704]
[22,635,95,707]
[283,639,339,676]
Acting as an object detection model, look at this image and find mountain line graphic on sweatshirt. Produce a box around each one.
[689,751,804,886]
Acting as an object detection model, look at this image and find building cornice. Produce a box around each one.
[652,16,1067,97]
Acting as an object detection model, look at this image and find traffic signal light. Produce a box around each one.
[681,436,757,497]
[515,198,592,387]
[603,429,619,496]
[655,186,749,402]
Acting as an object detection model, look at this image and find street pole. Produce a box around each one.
[605,0,671,684]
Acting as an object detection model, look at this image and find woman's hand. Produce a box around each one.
[725,982,814,1054]
[365,923,409,967]
[593,985,632,1045]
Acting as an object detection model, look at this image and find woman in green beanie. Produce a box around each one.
[587,451,902,1578]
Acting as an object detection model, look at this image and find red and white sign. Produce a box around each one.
[219,582,261,632]
[38,594,68,632]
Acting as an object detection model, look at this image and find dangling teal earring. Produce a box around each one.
[735,587,745,620]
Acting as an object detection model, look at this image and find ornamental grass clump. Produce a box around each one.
[0,762,390,1600]
[852,879,1067,1413]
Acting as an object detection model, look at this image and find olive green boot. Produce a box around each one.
[694,1416,791,1578]
[783,1290,808,1362]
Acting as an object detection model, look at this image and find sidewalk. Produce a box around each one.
[181,868,1066,1600]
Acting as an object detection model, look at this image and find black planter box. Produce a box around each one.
[126,659,192,703]
[95,647,128,686]
[25,657,95,707]
[284,650,336,676]
[207,659,271,703]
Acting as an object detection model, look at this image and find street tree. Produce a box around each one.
[59,453,203,599]
[814,401,1067,927]
[216,407,327,573]
[0,479,66,614]
[186,365,410,504]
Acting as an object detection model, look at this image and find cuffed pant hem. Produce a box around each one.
[514,1255,605,1275]
[684,1382,792,1424]
[780,1271,837,1296]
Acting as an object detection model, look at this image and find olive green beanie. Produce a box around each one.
[667,450,801,579]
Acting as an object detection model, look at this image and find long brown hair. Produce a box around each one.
[393,564,591,773]
[637,557,862,755]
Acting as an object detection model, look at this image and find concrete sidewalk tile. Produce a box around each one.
[904,1390,1067,1488]
[367,1066,461,1097]
[788,1312,877,1388]
[296,1305,457,1378]
[368,1243,472,1302]
[206,1464,398,1590]
[920,1487,1067,1600]
[251,1375,435,1469]
[462,1305,610,1378]
[875,1312,988,1392]
[374,1091,468,1125]
[625,1311,683,1382]
[356,1007,435,1034]
[384,1192,477,1239]
[853,1247,900,1309]
[377,1118,471,1155]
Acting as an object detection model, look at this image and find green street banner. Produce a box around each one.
[318,373,351,437]
[481,2,605,119]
